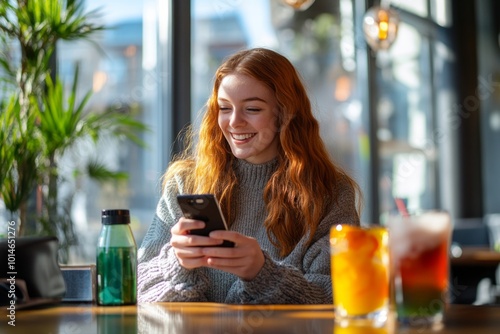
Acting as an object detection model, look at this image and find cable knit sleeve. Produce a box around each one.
[137,177,209,302]
[225,176,359,304]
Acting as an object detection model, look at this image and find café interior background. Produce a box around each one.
[1,0,499,263]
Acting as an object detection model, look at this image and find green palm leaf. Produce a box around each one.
[82,160,129,182]
[0,97,17,187]
[34,66,90,156]
[0,96,41,213]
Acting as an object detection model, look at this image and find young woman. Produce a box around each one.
[137,47,361,304]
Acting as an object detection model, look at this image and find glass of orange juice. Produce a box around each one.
[330,224,390,325]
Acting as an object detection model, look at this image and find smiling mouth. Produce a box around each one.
[231,133,256,141]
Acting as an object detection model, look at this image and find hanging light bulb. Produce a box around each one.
[363,6,399,51]
[281,0,316,11]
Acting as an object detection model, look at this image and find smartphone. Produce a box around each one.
[176,194,234,247]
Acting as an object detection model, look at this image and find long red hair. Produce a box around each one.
[164,48,361,256]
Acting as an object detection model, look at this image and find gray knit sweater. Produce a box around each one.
[137,158,359,304]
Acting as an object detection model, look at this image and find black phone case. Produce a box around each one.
[177,194,234,247]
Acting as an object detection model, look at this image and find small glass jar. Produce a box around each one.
[96,209,137,305]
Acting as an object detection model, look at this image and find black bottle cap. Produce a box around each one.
[101,209,130,225]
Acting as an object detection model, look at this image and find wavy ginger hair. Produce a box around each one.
[164,48,361,257]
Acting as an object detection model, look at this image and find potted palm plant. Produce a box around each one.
[0,0,147,260]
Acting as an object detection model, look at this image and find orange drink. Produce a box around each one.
[330,224,389,325]
[334,323,391,334]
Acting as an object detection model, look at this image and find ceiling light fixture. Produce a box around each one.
[281,0,316,11]
[363,2,400,51]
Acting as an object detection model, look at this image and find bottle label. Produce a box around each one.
[97,246,137,305]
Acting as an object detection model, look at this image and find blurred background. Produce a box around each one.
[0,0,499,264]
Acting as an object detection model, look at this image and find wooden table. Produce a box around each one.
[2,302,500,333]
[450,247,500,266]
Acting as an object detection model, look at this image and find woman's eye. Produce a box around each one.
[247,108,261,112]
[219,106,231,112]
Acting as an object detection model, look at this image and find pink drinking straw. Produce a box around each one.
[395,197,409,217]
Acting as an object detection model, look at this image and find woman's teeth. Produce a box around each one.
[232,133,255,140]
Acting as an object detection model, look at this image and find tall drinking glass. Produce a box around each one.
[330,224,390,326]
[387,210,451,327]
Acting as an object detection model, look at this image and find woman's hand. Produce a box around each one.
[170,217,226,269]
[170,217,265,280]
[201,230,265,281]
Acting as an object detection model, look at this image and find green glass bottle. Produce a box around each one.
[97,209,137,305]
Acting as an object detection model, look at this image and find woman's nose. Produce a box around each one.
[229,109,245,127]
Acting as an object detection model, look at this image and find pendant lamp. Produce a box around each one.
[363,4,399,51]
[281,0,316,11]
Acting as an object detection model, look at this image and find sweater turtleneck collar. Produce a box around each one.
[233,158,278,189]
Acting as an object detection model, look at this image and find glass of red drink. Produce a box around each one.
[387,210,451,328]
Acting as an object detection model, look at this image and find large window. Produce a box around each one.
[5,0,367,262]
[477,0,500,215]
[58,0,374,262]
[373,0,491,222]
[57,0,162,262]
[375,21,437,216]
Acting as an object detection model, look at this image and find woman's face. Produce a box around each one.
[217,73,279,164]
